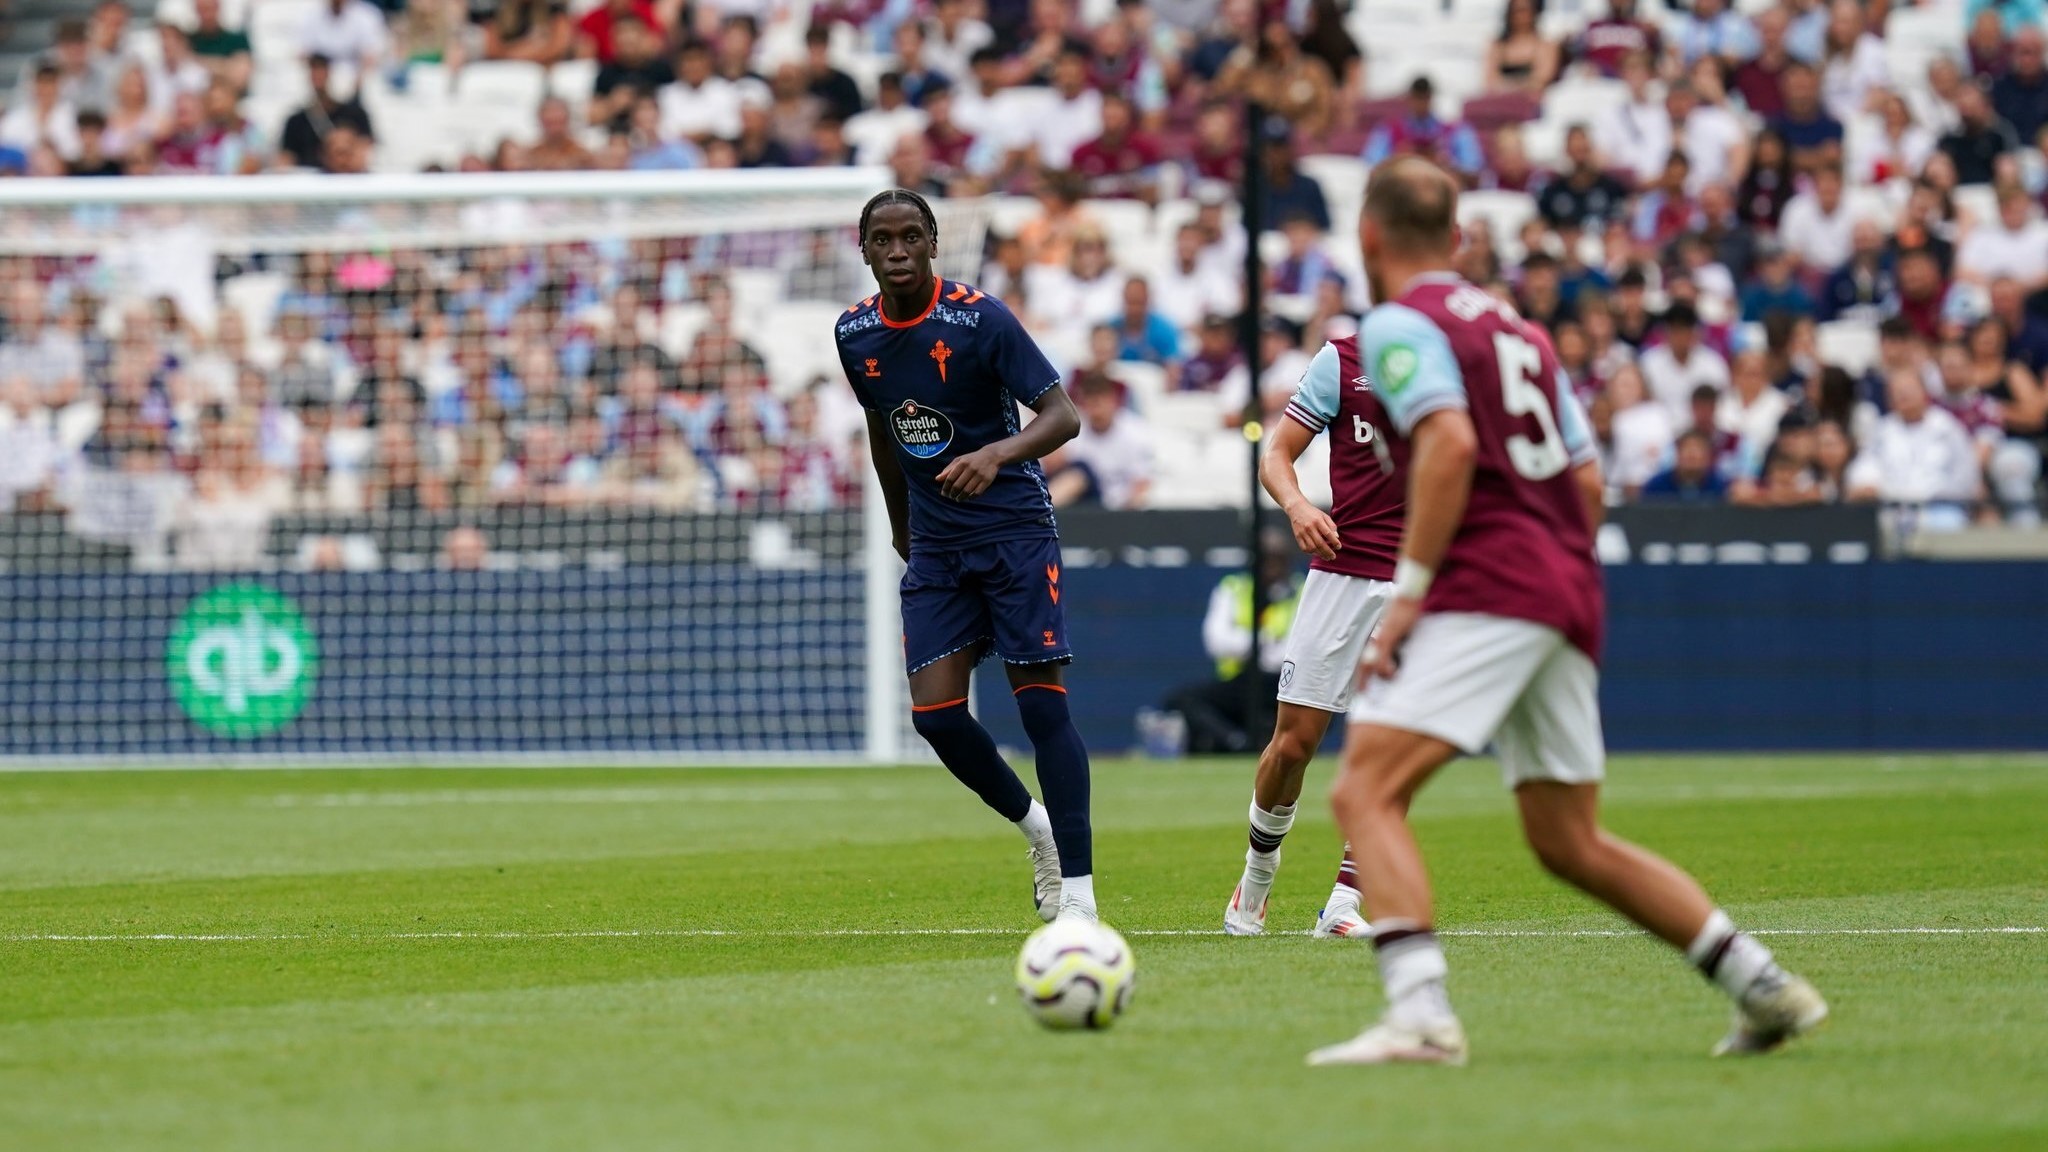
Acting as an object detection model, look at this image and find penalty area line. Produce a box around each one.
[2,926,2043,943]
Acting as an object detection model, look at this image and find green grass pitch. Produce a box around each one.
[3,754,2045,1151]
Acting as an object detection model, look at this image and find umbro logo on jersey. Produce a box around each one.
[1352,375,1373,392]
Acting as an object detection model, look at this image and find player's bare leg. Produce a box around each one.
[1517,783,1829,1056]
[1006,661,1096,921]
[1226,702,1330,935]
[908,649,1062,922]
[1308,722,1468,1065]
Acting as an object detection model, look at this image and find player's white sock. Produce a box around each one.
[1687,909,1783,1001]
[1058,873,1097,919]
[1014,799,1053,843]
[1325,879,1362,920]
[1245,799,1295,882]
[1374,920,1454,1027]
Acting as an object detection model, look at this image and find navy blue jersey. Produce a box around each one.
[835,278,1061,551]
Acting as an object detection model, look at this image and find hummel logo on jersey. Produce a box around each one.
[1352,375,1373,392]
[930,340,952,383]
[1046,563,1061,604]
[864,358,881,378]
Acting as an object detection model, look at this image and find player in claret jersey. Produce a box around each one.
[1222,331,1404,941]
[1308,158,1827,1066]
[834,189,1099,923]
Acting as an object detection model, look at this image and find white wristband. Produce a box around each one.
[1393,558,1435,601]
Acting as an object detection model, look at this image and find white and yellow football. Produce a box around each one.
[1014,918,1136,1030]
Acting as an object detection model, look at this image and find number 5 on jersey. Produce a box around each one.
[1493,332,1569,481]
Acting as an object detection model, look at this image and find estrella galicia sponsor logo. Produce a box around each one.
[891,399,954,458]
[167,583,318,737]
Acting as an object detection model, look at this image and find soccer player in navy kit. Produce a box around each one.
[834,189,1099,923]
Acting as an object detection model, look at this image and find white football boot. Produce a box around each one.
[1223,878,1269,936]
[1307,1014,1469,1067]
[1027,836,1062,924]
[1311,902,1373,939]
[1713,970,1829,1056]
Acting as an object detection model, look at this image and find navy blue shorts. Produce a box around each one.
[901,536,1072,674]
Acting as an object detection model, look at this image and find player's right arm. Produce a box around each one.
[840,324,910,561]
[864,409,911,562]
[1267,342,1343,561]
[1357,305,1476,679]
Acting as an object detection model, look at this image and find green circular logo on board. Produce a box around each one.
[166,584,318,737]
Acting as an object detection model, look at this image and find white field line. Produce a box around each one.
[2,927,2041,944]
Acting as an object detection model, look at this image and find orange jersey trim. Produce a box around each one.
[881,277,944,329]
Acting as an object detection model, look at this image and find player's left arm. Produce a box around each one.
[934,385,1080,500]
[933,302,1077,501]
[1554,373,1606,530]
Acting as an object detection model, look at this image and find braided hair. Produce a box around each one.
[858,188,939,249]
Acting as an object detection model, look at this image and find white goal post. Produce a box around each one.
[0,168,989,766]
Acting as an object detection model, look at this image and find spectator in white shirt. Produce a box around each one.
[1846,369,1982,527]
[1638,302,1731,421]
[1026,42,1103,170]
[1672,64,1749,195]
[0,65,79,162]
[1221,316,1312,422]
[1850,91,1935,186]
[1817,0,1888,124]
[1593,51,1671,187]
[1049,370,1153,509]
[299,0,390,75]
[1778,162,1859,274]
[1027,227,1127,350]
[1956,187,2048,291]
[1606,362,1676,495]
[1153,222,1243,331]
[659,39,741,143]
[923,0,995,87]
[0,378,61,511]
[844,72,927,167]
[1717,347,1793,467]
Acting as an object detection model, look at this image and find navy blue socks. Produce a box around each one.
[911,698,1033,822]
[1014,685,1093,878]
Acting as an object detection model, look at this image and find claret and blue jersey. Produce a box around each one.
[835,277,1072,672]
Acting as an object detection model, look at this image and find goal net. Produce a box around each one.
[0,169,988,765]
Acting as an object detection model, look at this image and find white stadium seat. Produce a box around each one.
[1953,183,1999,231]
[249,0,321,63]
[453,61,548,112]
[1103,361,1168,416]
[1817,321,1881,377]
[1542,78,1628,132]
[1459,190,1539,259]
[549,59,599,102]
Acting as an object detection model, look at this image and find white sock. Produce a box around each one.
[1374,921,1454,1026]
[1326,880,1361,917]
[1014,799,1053,843]
[1246,799,1295,880]
[1059,873,1096,917]
[1686,909,1781,1001]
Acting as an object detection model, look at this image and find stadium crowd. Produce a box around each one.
[0,0,2045,568]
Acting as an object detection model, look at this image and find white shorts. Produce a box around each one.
[1275,570,1397,714]
[1349,612,1606,790]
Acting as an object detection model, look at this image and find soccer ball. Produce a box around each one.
[1014,918,1136,1030]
